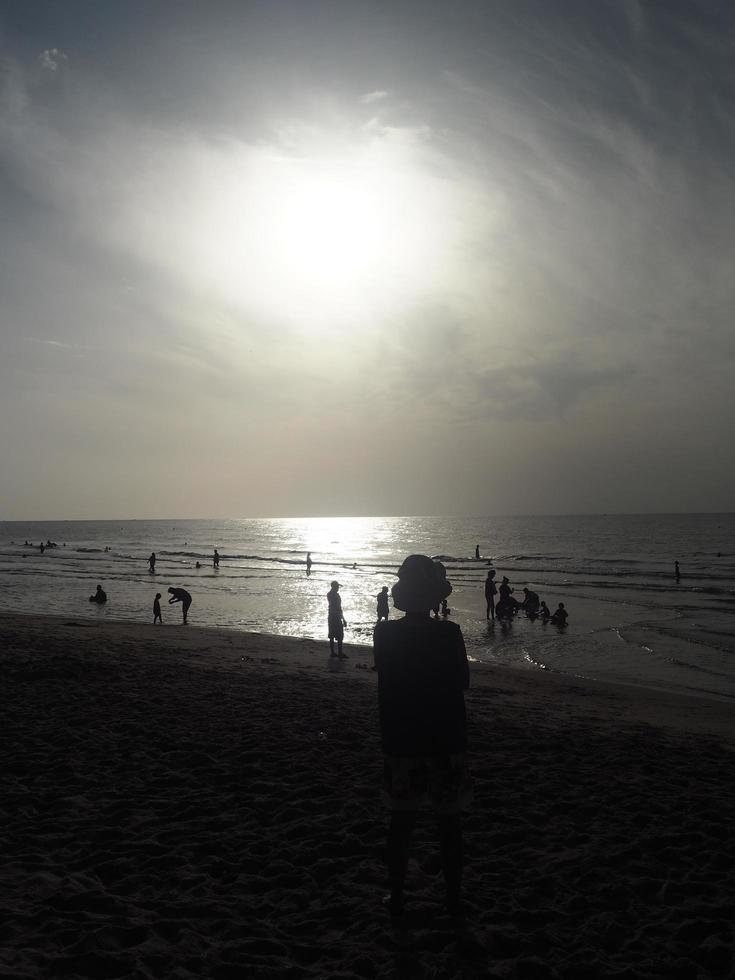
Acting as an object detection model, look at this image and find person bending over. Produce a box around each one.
[168,586,192,624]
[373,554,471,922]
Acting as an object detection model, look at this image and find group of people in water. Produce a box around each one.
[484,569,567,624]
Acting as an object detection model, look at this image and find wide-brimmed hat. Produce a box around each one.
[391,554,452,612]
[330,580,340,589]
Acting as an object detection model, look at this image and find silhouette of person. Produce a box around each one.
[153,593,162,624]
[475,544,480,560]
[40,542,45,554]
[496,576,517,618]
[149,552,156,574]
[374,555,471,922]
[484,570,497,621]
[376,586,390,621]
[306,552,313,575]
[213,549,220,569]
[551,602,568,625]
[540,600,551,620]
[327,581,348,658]
[89,584,107,604]
[195,561,201,568]
[521,587,540,616]
[168,586,192,624]
[674,560,680,581]
[431,561,449,618]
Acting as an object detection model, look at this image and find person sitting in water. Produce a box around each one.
[539,601,551,620]
[89,584,107,604]
[520,588,540,616]
[496,576,518,618]
[550,602,568,625]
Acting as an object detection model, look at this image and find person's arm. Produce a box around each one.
[168,595,178,604]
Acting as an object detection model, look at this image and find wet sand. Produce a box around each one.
[2,613,734,979]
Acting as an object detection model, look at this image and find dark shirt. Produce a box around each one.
[374,615,469,757]
[327,590,343,624]
[169,588,191,603]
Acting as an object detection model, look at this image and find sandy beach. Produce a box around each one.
[2,613,734,980]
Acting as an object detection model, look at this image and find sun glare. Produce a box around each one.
[184,136,467,331]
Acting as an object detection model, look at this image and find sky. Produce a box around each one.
[1,0,734,519]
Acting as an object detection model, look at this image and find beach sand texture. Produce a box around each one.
[2,614,734,979]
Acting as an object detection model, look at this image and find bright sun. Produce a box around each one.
[188,136,464,330]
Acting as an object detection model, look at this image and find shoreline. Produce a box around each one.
[2,611,733,742]
[3,612,735,977]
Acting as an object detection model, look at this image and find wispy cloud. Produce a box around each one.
[360,90,388,104]
[38,48,68,71]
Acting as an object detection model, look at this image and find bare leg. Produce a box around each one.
[438,813,463,913]
[387,810,417,914]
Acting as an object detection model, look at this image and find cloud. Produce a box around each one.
[360,89,388,104]
[39,48,68,71]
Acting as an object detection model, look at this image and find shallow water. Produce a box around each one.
[1,515,734,700]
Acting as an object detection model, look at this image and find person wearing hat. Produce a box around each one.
[373,554,471,921]
[327,581,348,658]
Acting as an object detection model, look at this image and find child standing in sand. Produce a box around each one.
[153,593,162,624]
[373,554,471,922]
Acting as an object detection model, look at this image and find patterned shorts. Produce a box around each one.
[383,753,473,814]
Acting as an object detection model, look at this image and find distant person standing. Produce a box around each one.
[149,552,156,574]
[674,560,680,581]
[373,554,471,921]
[306,552,313,576]
[376,586,390,621]
[475,544,480,560]
[213,549,220,569]
[484,569,497,621]
[328,581,348,658]
[168,587,192,624]
[153,592,162,624]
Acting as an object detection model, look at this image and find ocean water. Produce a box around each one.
[1,515,734,701]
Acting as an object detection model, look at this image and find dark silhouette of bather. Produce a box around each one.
[149,552,156,573]
[213,549,220,569]
[153,593,162,624]
[376,586,390,621]
[551,602,568,626]
[496,576,518,618]
[306,552,313,576]
[168,587,192,624]
[373,554,470,922]
[327,581,348,658]
[674,560,680,581]
[484,569,497,621]
[89,584,107,604]
[521,587,540,616]
[540,600,551,620]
